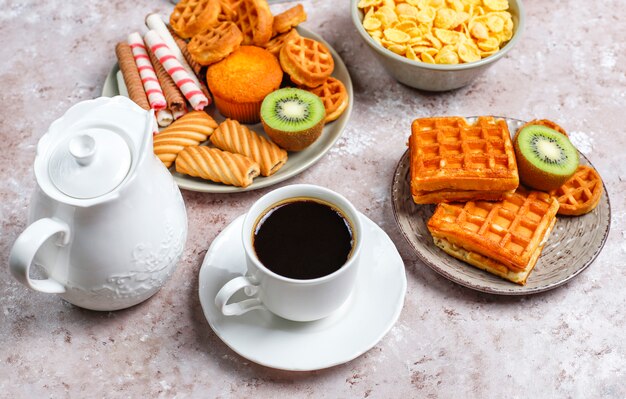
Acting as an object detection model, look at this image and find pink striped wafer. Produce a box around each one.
[156,109,173,127]
[128,32,167,111]
[144,30,209,111]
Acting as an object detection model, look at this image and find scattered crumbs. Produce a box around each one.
[346,373,362,387]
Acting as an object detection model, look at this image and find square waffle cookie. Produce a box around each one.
[427,187,559,285]
[409,116,519,204]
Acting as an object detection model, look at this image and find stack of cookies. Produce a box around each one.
[140,0,349,188]
[168,0,348,123]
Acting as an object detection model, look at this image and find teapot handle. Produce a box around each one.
[9,218,69,294]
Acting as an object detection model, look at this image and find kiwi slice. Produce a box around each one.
[514,125,579,191]
[261,88,326,151]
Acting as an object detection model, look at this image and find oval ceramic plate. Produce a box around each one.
[391,117,611,295]
[102,27,353,193]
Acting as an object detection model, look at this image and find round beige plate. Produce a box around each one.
[391,117,611,295]
[102,27,352,193]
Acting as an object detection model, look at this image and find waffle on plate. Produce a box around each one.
[427,186,559,285]
[409,116,519,204]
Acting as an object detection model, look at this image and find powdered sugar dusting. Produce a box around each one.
[329,128,375,157]
[601,49,616,69]
[568,131,594,155]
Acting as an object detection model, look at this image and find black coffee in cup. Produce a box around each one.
[253,198,354,280]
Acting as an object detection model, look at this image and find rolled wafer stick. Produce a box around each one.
[146,14,184,59]
[147,47,186,114]
[127,32,167,110]
[167,25,203,76]
[157,109,174,127]
[144,30,209,111]
[170,30,209,98]
[115,42,149,110]
[145,14,210,98]
[172,107,187,120]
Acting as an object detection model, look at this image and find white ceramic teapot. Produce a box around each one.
[9,96,188,311]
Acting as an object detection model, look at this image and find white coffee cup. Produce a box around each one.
[215,184,362,322]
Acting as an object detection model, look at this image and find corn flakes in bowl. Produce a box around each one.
[351,0,524,91]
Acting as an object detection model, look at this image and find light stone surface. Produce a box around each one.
[1,0,625,397]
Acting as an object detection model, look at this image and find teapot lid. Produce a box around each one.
[48,128,131,199]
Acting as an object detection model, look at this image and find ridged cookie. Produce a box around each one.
[211,119,287,176]
[175,146,260,187]
[153,111,218,167]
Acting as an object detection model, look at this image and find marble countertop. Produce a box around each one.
[1,0,624,397]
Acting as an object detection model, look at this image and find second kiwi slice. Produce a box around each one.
[514,124,579,191]
[261,88,326,151]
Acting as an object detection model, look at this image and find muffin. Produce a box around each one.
[206,46,283,123]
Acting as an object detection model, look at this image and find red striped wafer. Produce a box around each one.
[144,30,209,111]
[128,32,167,110]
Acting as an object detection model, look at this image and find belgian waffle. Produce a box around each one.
[409,116,519,204]
[411,188,515,204]
[304,77,348,123]
[170,0,221,39]
[427,187,559,285]
[549,165,603,216]
[188,21,243,65]
[280,36,335,88]
[223,0,273,46]
[153,111,218,168]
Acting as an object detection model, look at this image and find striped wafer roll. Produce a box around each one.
[153,110,218,167]
[211,119,288,177]
[127,32,167,110]
[172,106,187,120]
[115,42,149,110]
[167,24,203,76]
[147,47,186,114]
[156,109,173,127]
[175,146,260,188]
[144,30,209,111]
[145,14,209,98]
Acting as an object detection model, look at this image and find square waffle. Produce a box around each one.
[427,187,559,285]
[409,116,519,204]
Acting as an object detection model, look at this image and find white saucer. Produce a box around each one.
[198,212,407,371]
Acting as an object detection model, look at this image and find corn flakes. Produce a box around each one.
[359,0,514,65]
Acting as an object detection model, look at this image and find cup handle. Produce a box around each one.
[214,276,266,316]
[9,218,69,294]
